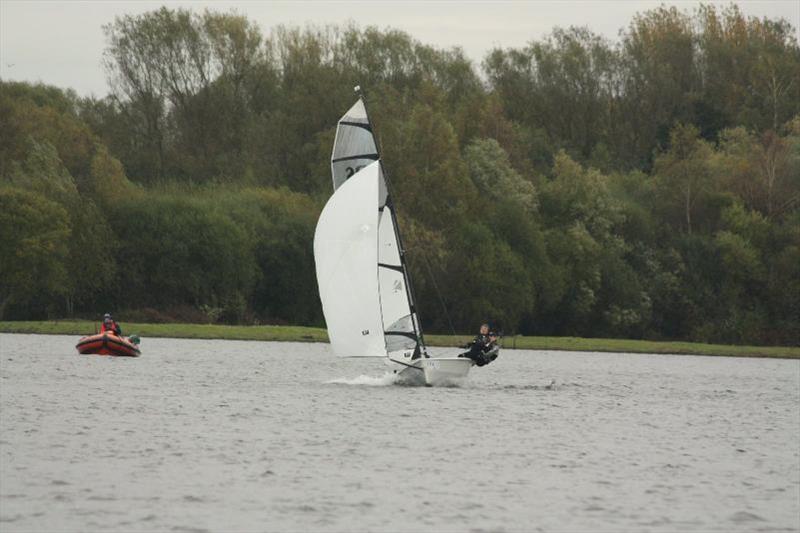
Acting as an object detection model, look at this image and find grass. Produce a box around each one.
[0,321,328,343]
[2,320,798,359]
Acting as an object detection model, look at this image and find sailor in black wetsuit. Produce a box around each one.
[459,323,500,366]
[481,332,500,366]
[463,323,489,355]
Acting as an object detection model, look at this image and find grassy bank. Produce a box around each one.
[1,320,798,359]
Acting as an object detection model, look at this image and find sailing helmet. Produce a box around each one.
[104,313,112,321]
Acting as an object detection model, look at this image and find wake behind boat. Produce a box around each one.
[314,87,473,386]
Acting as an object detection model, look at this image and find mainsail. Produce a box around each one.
[314,93,424,362]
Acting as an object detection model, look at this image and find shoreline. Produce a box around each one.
[1,320,798,359]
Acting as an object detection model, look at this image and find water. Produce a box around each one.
[1,333,798,532]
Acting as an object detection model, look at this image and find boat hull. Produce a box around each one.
[420,357,473,386]
[76,332,140,357]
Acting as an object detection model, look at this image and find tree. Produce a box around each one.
[4,138,120,316]
[103,7,206,181]
[484,27,616,164]
[464,138,537,212]
[218,187,322,324]
[0,188,70,319]
[87,144,136,204]
[653,124,715,235]
[110,192,256,320]
[385,103,478,230]
[439,222,534,332]
[618,6,698,166]
[697,4,800,133]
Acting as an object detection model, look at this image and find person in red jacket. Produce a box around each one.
[100,313,122,336]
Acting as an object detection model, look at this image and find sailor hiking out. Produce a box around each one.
[459,323,500,366]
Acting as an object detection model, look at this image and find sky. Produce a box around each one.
[1,0,798,98]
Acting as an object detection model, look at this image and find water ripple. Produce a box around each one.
[0,333,797,532]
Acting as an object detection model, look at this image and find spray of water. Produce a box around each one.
[325,372,401,387]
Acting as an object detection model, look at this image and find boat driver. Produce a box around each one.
[100,313,123,336]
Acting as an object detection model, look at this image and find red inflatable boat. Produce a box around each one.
[75,332,141,357]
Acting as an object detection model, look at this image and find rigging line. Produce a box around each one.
[417,250,458,338]
[387,357,424,372]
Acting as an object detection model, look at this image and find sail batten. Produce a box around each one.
[332,154,379,163]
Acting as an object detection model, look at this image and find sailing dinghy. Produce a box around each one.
[313,88,473,386]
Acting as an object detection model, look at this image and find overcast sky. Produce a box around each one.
[1,0,798,97]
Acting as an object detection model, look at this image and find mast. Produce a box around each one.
[355,86,428,359]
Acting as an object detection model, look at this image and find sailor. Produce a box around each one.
[459,323,497,366]
[99,313,122,336]
[481,331,501,365]
[469,323,490,348]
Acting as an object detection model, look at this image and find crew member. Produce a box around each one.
[464,323,490,351]
[459,323,500,366]
[481,331,501,366]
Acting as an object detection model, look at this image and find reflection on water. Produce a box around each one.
[1,333,798,532]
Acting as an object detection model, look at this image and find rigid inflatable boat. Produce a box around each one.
[75,332,141,357]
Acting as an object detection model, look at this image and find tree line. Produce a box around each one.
[1,4,798,345]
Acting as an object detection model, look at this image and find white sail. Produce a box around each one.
[314,162,386,358]
[377,205,418,356]
[314,158,421,360]
[331,99,379,191]
[318,95,424,363]
[315,93,474,384]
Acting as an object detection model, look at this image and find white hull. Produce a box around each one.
[420,357,473,386]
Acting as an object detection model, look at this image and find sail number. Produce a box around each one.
[345,165,366,178]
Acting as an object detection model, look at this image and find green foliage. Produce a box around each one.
[87,144,135,203]
[1,4,798,346]
[1,138,119,317]
[110,192,256,319]
[464,138,537,212]
[0,82,95,180]
[438,222,534,332]
[7,137,79,199]
[0,187,71,319]
[652,124,716,235]
[215,188,322,324]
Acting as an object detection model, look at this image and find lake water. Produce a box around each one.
[0,333,798,532]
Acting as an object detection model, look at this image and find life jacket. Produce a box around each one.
[100,321,120,335]
[467,333,488,350]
